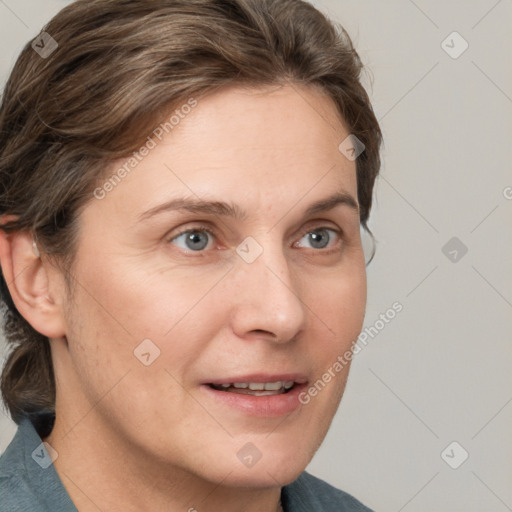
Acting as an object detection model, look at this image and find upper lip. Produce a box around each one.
[204,373,308,385]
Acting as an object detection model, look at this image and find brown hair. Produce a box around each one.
[0,0,382,424]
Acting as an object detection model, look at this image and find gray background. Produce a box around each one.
[1,1,511,511]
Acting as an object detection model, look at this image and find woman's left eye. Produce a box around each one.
[170,229,214,251]
[295,228,340,250]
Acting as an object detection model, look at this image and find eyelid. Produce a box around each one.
[294,220,343,241]
[301,219,342,234]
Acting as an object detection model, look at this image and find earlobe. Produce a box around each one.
[0,225,66,339]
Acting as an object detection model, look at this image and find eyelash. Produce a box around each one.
[167,223,344,254]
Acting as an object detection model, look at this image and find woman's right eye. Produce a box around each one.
[169,229,215,252]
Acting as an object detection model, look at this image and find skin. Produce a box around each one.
[0,84,366,512]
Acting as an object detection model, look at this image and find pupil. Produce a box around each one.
[186,231,208,250]
[310,230,329,249]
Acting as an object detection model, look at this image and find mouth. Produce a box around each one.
[207,380,297,396]
[201,375,308,416]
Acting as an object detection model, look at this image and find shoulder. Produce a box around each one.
[0,416,77,512]
[0,473,44,512]
[282,471,375,512]
[0,423,40,511]
[0,420,27,480]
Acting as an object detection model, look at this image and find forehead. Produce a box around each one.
[87,84,357,225]
[174,83,349,146]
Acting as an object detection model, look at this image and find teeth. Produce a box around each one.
[213,381,296,391]
[248,383,265,390]
[263,381,283,391]
[234,381,287,390]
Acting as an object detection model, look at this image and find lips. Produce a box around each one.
[201,374,308,415]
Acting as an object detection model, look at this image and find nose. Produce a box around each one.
[228,242,307,344]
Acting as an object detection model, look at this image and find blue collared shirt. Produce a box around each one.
[0,416,374,511]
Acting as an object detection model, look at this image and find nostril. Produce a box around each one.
[250,329,274,336]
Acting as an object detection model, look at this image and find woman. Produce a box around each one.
[0,0,382,510]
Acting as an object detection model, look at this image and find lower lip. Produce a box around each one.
[201,383,308,417]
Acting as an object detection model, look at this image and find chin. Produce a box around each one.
[210,439,315,489]
[221,462,306,489]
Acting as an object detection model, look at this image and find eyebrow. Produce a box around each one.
[138,191,359,222]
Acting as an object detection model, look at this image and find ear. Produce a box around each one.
[0,218,67,339]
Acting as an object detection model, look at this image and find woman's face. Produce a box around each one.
[56,84,366,486]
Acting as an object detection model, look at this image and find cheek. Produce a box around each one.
[62,273,220,438]
[69,253,235,371]
[309,261,366,345]
[299,258,365,410]
[63,259,221,405]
